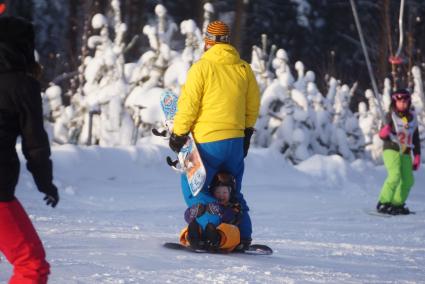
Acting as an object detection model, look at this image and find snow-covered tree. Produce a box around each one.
[42,1,424,166]
[250,34,275,93]
[412,66,425,162]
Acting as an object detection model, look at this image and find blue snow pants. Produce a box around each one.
[180,137,252,240]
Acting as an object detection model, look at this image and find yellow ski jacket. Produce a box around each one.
[173,43,260,143]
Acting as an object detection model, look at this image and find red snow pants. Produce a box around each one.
[0,199,50,284]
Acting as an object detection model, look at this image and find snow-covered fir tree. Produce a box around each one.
[42,0,425,165]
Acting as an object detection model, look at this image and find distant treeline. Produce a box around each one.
[3,0,425,101]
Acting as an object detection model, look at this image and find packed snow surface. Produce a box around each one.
[1,138,424,283]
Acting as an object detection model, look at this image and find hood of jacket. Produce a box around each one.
[0,16,35,73]
[202,43,241,65]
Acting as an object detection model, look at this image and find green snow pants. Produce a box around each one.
[378,149,414,206]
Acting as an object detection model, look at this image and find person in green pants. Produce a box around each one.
[377,89,421,215]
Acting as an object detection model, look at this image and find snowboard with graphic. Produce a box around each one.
[153,90,206,196]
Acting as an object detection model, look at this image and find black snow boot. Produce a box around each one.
[234,238,252,252]
[204,223,221,251]
[187,221,205,250]
[376,202,392,214]
[389,204,410,215]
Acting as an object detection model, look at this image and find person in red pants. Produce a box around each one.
[0,201,52,284]
[0,12,59,284]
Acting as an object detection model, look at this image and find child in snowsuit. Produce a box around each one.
[377,89,421,215]
[180,172,241,252]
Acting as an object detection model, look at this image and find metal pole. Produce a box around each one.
[349,0,385,120]
[395,0,405,58]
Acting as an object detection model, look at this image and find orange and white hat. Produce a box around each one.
[204,20,230,47]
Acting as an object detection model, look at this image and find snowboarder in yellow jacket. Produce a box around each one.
[169,20,260,251]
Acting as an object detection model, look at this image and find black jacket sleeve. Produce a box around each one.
[412,128,421,156]
[14,74,54,193]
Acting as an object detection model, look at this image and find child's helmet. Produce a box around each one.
[209,172,236,193]
[391,88,411,110]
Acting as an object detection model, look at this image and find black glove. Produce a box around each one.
[41,184,59,208]
[169,133,188,153]
[243,128,254,157]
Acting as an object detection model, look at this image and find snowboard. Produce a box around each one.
[363,209,392,218]
[153,90,206,196]
[163,242,273,255]
[363,208,416,217]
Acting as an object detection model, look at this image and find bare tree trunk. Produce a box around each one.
[68,0,95,97]
[4,0,33,20]
[94,0,109,15]
[67,0,82,73]
[122,0,146,61]
[233,0,247,53]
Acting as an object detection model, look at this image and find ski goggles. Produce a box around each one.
[204,31,230,43]
[392,93,410,101]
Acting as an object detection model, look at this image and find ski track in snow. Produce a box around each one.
[1,144,424,284]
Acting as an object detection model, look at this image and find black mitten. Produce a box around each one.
[41,184,59,208]
[206,202,224,217]
[169,133,188,153]
[184,203,206,223]
[243,128,254,157]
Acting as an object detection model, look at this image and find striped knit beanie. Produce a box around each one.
[204,20,230,47]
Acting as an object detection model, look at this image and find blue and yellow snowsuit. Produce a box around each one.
[173,43,260,240]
